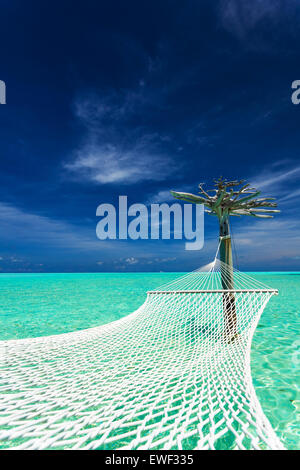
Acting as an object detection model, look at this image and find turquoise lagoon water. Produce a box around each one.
[0,272,299,450]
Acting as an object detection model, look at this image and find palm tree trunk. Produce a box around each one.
[219,218,237,339]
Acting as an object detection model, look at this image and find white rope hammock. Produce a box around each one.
[0,254,284,450]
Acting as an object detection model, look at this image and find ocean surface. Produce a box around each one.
[0,272,299,450]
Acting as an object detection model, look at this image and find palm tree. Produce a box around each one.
[171,177,279,340]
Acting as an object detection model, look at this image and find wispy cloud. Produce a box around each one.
[220,161,300,268]
[0,201,196,271]
[249,161,300,200]
[280,188,300,203]
[125,257,139,265]
[148,189,176,204]
[112,255,179,271]
[147,185,194,205]
[65,134,176,185]
[232,217,300,268]
[64,84,180,185]
[219,0,281,37]
[251,165,300,189]
[218,0,300,47]
[0,201,101,251]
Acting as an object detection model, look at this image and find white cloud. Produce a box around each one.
[155,257,176,262]
[125,257,139,265]
[149,190,175,204]
[65,137,175,185]
[0,201,102,251]
[218,0,299,44]
[219,0,279,36]
[148,185,194,205]
[280,188,300,203]
[231,217,300,267]
[64,86,179,185]
[219,162,300,266]
[248,162,300,206]
[251,165,300,191]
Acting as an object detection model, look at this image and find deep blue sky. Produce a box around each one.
[0,0,300,272]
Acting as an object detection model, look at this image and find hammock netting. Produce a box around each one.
[0,256,284,450]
